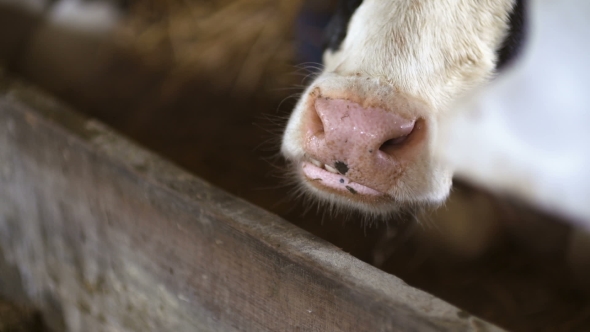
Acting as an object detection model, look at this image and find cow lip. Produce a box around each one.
[300,161,383,196]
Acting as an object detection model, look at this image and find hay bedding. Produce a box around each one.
[118,0,304,97]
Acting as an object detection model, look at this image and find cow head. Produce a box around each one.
[281,0,525,216]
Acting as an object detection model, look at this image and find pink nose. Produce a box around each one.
[303,97,424,193]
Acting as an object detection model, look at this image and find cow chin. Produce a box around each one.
[282,76,454,217]
[291,160,453,218]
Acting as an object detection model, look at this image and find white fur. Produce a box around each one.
[282,0,515,214]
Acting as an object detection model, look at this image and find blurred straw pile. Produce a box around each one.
[118,0,304,97]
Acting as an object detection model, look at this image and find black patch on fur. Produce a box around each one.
[345,186,357,194]
[323,0,364,52]
[334,161,349,174]
[496,0,527,70]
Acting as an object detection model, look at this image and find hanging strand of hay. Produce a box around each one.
[117,0,304,97]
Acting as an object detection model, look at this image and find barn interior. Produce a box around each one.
[0,0,589,331]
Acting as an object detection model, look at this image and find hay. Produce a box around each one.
[117,0,304,97]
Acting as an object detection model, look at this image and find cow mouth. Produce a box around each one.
[300,160,383,197]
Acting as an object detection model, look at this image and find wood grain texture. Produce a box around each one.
[0,73,503,332]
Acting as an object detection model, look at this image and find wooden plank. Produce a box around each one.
[0,73,504,332]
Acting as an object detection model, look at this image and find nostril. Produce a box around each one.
[382,134,410,147]
[379,120,421,155]
[306,102,325,137]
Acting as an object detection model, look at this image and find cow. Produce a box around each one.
[281,0,526,217]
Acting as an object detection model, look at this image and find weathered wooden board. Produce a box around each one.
[0,73,503,331]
